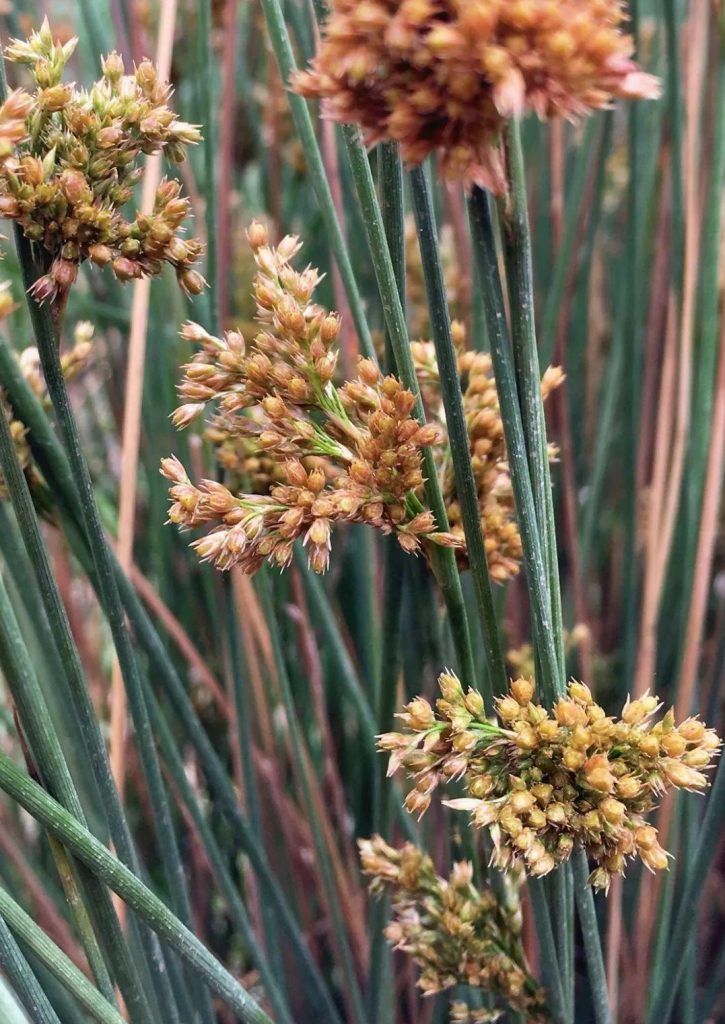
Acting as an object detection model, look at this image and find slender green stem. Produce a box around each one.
[198,0,219,334]
[467,187,560,707]
[410,163,508,708]
[498,119,572,1010]
[0,914,61,1024]
[0,751,274,1024]
[258,0,376,359]
[256,570,368,1024]
[572,851,612,1024]
[500,119,566,694]
[340,122,476,690]
[647,752,725,1023]
[0,887,126,1024]
[369,140,407,1024]
[527,880,567,1024]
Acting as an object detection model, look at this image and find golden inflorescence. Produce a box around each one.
[162,222,459,574]
[295,0,660,192]
[359,835,548,1020]
[0,20,204,303]
[163,224,557,581]
[380,673,720,889]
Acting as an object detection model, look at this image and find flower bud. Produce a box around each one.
[510,678,534,705]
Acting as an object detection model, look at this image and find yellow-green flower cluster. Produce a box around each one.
[295,0,660,192]
[380,674,720,889]
[359,835,548,1020]
[0,19,204,303]
[162,222,459,574]
[413,334,563,582]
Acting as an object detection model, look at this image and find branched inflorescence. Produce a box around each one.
[0,20,204,304]
[359,835,548,1020]
[162,222,459,574]
[294,0,660,191]
[412,333,562,581]
[381,673,720,889]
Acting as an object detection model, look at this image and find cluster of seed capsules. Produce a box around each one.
[162,222,458,575]
[360,835,548,1020]
[380,673,720,889]
[0,20,204,304]
[294,0,660,191]
[413,334,563,582]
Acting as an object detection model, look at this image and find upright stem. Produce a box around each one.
[467,188,560,706]
[258,0,376,359]
[410,164,508,708]
[369,140,407,1024]
[499,119,571,1009]
[572,851,613,1024]
[340,122,476,690]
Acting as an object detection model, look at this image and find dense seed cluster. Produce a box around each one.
[163,222,459,574]
[295,0,660,191]
[412,334,563,581]
[360,835,548,1019]
[0,20,204,305]
[381,674,720,889]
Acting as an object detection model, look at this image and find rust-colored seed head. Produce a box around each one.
[295,0,660,192]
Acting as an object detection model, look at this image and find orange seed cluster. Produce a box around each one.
[295,0,659,191]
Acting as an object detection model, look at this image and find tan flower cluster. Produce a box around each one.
[294,0,660,192]
[380,673,720,889]
[162,222,459,574]
[0,19,204,304]
[360,835,547,1019]
[412,334,563,581]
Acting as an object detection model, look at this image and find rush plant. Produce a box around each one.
[0,4,721,1024]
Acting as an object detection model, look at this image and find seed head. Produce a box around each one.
[295,0,659,191]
